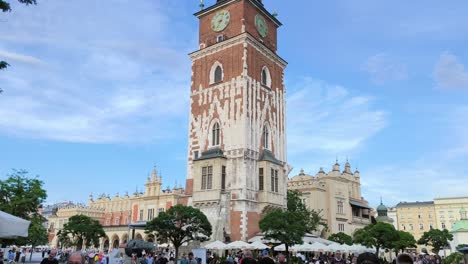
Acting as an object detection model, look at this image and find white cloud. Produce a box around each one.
[433,51,468,90]
[0,50,43,66]
[361,53,408,84]
[0,0,191,143]
[287,77,386,156]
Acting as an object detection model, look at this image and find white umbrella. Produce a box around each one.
[204,241,227,250]
[295,243,314,252]
[273,244,300,251]
[226,241,254,250]
[325,243,345,252]
[250,241,270,250]
[0,210,30,239]
[308,242,328,252]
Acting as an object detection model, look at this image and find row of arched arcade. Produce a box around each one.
[99,232,156,250]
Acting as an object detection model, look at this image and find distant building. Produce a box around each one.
[288,161,372,237]
[46,167,185,249]
[387,207,398,229]
[376,200,394,224]
[434,197,468,231]
[396,201,435,243]
[449,207,468,250]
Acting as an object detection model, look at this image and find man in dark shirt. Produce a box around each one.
[331,252,346,264]
[258,250,274,264]
[40,249,58,264]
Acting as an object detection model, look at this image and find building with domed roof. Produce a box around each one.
[287,160,372,237]
[376,199,394,224]
[449,207,468,250]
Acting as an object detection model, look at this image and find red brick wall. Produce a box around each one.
[198,0,278,51]
[185,179,194,196]
[246,211,260,239]
[230,210,242,241]
[165,201,172,210]
[132,205,139,222]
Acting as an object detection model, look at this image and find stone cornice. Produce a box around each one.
[189,33,287,69]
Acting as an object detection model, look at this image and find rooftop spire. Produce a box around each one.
[199,0,204,10]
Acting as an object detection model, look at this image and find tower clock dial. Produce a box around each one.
[255,14,268,38]
[211,10,230,32]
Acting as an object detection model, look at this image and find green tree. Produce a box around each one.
[287,190,327,233]
[14,215,48,261]
[57,214,106,250]
[328,232,353,245]
[444,252,464,264]
[391,231,416,254]
[353,222,399,256]
[260,191,326,261]
[0,169,47,219]
[145,205,212,263]
[418,229,453,255]
[260,209,306,259]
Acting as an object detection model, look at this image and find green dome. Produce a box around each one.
[377,203,388,211]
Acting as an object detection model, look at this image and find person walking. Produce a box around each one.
[41,250,59,264]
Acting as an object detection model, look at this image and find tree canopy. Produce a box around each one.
[260,190,327,258]
[145,205,212,263]
[287,190,327,233]
[57,214,106,250]
[353,222,399,256]
[418,229,453,255]
[328,232,353,245]
[0,169,47,219]
[391,231,417,254]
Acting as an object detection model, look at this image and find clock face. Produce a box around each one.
[211,10,230,32]
[255,14,268,38]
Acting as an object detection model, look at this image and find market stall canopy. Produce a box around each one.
[226,241,255,250]
[0,210,31,239]
[204,241,227,250]
[273,244,300,252]
[308,242,328,252]
[250,241,270,250]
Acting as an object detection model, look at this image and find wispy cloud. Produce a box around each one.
[0,50,43,66]
[361,53,408,85]
[0,0,192,143]
[433,51,468,90]
[287,77,386,156]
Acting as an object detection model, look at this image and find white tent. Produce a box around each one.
[226,241,255,250]
[325,243,346,252]
[0,210,30,239]
[204,241,227,250]
[250,241,270,250]
[273,244,300,252]
[307,242,328,252]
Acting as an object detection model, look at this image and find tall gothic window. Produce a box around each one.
[259,168,264,191]
[202,166,213,190]
[261,68,267,85]
[212,122,220,146]
[263,126,269,149]
[214,66,223,83]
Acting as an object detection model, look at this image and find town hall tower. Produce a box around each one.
[185,0,288,241]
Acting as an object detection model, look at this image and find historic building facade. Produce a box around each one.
[47,168,184,249]
[287,161,372,237]
[434,197,468,231]
[185,0,289,242]
[395,201,436,242]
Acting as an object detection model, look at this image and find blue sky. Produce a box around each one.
[1,0,468,207]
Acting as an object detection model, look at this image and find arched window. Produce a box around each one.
[263,125,269,149]
[210,61,224,84]
[214,66,222,83]
[212,122,220,146]
[261,66,271,87]
[261,68,267,85]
